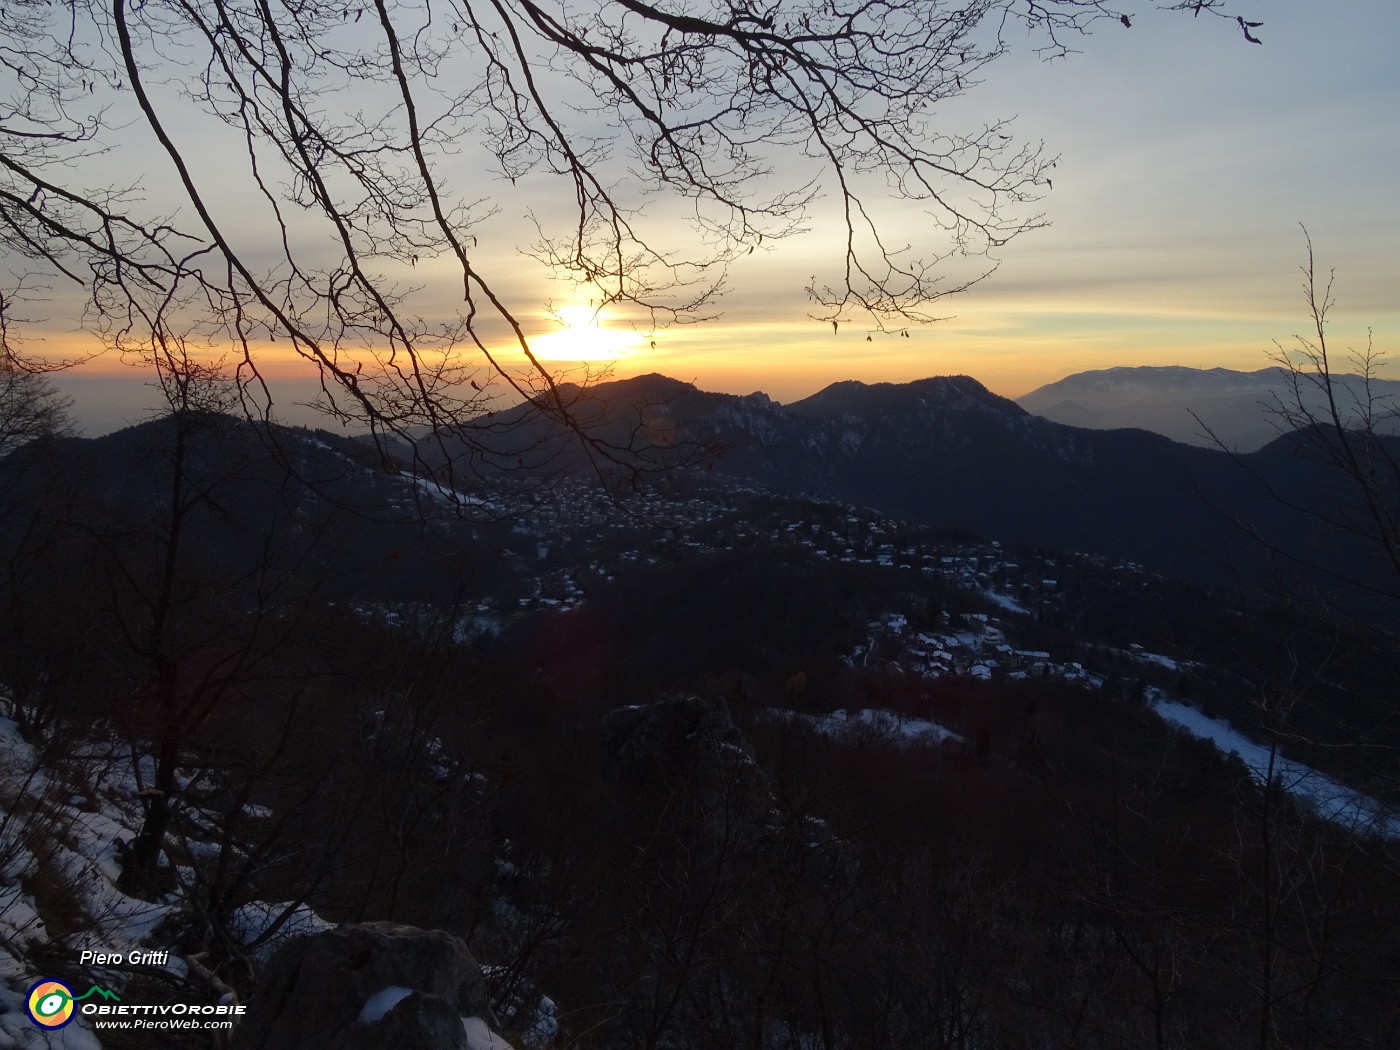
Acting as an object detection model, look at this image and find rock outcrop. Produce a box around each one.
[601,694,752,781]
[231,922,503,1050]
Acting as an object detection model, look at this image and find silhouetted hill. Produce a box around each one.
[0,414,508,605]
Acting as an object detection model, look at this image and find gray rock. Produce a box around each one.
[232,922,498,1050]
[600,695,776,838]
[601,695,751,779]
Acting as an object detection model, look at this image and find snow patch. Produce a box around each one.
[230,900,333,964]
[520,995,559,1048]
[463,1015,518,1050]
[1132,650,1182,671]
[773,708,962,748]
[357,985,414,1024]
[1152,695,1399,838]
[981,589,1028,614]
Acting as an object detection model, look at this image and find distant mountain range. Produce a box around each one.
[441,371,1398,608]
[1016,365,1400,451]
[7,372,1397,616]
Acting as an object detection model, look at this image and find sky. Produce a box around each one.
[625,0,1398,400]
[21,0,1400,434]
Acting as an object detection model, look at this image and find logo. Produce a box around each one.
[25,980,121,1029]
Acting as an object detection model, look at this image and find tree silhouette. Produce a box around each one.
[0,285,73,459]
[1264,233,1400,613]
[1,0,1252,469]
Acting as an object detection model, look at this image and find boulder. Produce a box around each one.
[231,922,500,1050]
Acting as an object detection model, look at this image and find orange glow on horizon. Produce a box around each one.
[32,298,1399,408]
[24,335,322,381]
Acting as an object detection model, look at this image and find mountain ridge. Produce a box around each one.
[440,370,1397,605]
[11,371,1395,613]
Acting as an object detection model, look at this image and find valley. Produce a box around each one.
[1,372,1398,1049]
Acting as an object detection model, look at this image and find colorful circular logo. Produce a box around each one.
[26,979,76,1029]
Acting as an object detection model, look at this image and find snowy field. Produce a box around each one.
[1152,693,1399,838]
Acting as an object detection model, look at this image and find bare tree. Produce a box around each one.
[0,286,74,458]
[1261,231,1400,610]
[1198,240,1400,1045]
[80,347,339,894]
[1,0,1253,473]
[0,366,71,459]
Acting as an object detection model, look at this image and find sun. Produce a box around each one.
[528,304,645,362]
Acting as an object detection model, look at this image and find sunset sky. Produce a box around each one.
[31,0,1400,434]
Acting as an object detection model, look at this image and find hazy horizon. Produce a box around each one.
[48,355,1333,439]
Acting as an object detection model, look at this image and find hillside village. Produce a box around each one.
[361,469,1189,696]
